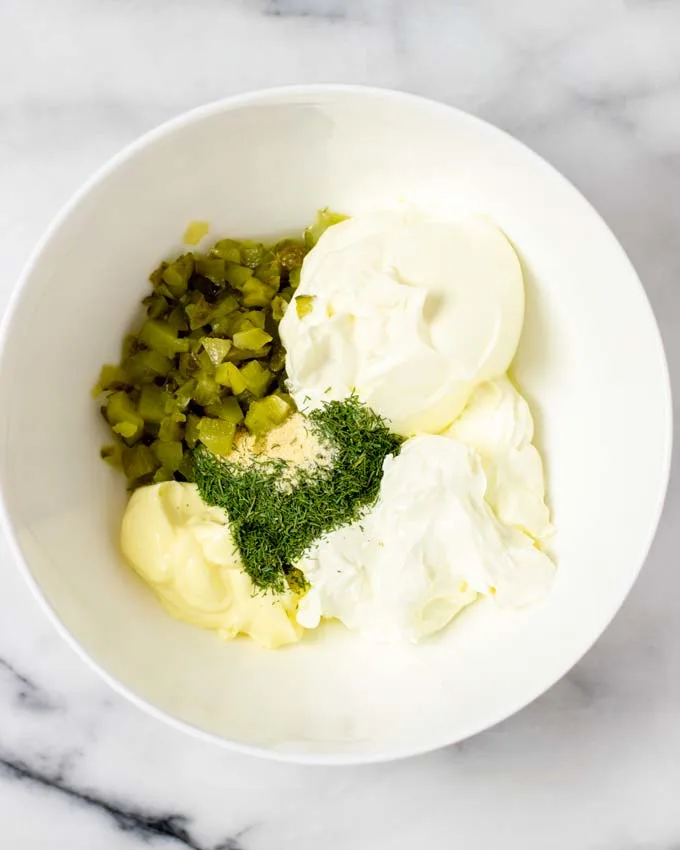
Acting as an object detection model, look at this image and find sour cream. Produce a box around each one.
[280,208,525,435]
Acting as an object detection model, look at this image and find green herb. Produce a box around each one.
[192,396,402,593]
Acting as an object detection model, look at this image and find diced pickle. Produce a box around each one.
[215,361,248,394]
[185,414,200,448]
[123,350,172,382]
[204,397,244,424]
[271,295,288,322]
[192,373,221,406]
[241,310,266,329]
[197,417,236,456]
[122,444,160,483]
[106,392,144,441]
[96,212,345,487]
[244,394,293,436]
[201,337,232,365]
[289,268,301,290]
[195,256,227,283]
[269,345,286,372]
[225,345,270,362]
[138,385,170,423]
[167,305,189,333]
[211,239,240,263]
[242,278,276,307]
[239,240,265,269]
[161,254,194,298]
[232,328,272,351]
[304,208,347,249]
[151,440,184,471]
[139,320,189,357]
[92,363,127,397]
[158,416,184,442]
[113,421,139,439]
[174,379,197,409]
[143,293,169,320]
[295,295,315,319]
[274,239,306,270]
[183,221,209,246]
[224,262,253,289]
[254,259,281,287]
[100,443,122,468]
[240,360,273,398]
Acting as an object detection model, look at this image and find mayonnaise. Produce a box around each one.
[280,208,525,436]
[120,482,302,649]
[297,436,555,643]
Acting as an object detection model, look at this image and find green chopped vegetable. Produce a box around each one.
[224,263,253,289]
[95,211,346,486]
[202,337,232,366]
[151,440,184,471]
[215,361,247,394]
[197,417,236,456]
[211,239,240,263]
[183,221,209,246]
[204,397,244,425]
[232,328,272,351]
[295,295,315,319]
[138,385,170,423]
[240,360,273,398]
[161,254,194,298]
[304,208,347,249]
[122,444,160,484]
[244,394,293,436]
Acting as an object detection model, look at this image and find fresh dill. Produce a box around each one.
[191,396,402,593]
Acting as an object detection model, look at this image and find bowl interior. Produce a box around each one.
[0,88,671,762]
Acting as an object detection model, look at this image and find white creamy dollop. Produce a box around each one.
[297,411,555,643]
[446,377,553,541]
[279,209,525,436]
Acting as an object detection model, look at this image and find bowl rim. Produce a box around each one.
[0,83,673,766]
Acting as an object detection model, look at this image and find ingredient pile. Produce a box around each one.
[94,207,555,648]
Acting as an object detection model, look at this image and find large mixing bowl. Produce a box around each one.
[0,86,671,764]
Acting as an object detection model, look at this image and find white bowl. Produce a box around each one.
[0,86,672,765]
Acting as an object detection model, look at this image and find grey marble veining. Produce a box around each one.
[1,0,679,847]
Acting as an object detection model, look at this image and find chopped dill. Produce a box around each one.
[191,396,402,593]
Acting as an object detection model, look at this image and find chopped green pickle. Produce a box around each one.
[241,278,276,307]
[122,444,160,483]
[95,210,347,489]
[240,360,274,398]
[183,221,209,246]
[138,385,170,423]
[244,394,293,436]
[204,397,244,424]
[139,320,189,357]
[211,239,241,263]
[295,295,315,319]
[197,417,236,456]
[232,328,272,351]
[215,361,248,394]
[201,337,232,366]
[161,254,194,298]
[185,413,200,448]
[304,208,348,249]
[151,440,184,471]
[224,262,253,289]
[100,443,122,468]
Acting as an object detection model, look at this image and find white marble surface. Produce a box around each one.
[1,0,679,846]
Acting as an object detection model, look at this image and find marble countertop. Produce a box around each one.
[1,0,679,847]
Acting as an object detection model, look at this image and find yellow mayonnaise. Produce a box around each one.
[120,482,303,648]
